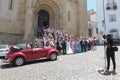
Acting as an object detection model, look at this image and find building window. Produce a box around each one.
[106,0,117,10]
[88,29,92,37]
[9,0,13,10]
[96,28,98,34]
[109,14,116,22]
[109,29,117,33]
[68,11,71,21]
[107,0,113,8]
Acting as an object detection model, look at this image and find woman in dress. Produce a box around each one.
[77,40,82,53]
[66,39,73,55]
[71,39,75,53]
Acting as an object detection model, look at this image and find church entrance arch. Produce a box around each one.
[38,10,49,28]
[32,0,64,29]
[23,0,65,42]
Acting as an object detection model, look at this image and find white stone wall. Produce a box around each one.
[96,0,120,44]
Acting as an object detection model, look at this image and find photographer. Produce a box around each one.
[103,35,116,73]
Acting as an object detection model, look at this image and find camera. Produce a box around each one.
[103,34,115,46]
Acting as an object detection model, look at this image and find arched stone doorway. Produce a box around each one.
[38,10,49,28]
[32,0,64,30]
[24,0,65,42]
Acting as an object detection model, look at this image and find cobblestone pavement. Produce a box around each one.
[0,46,120,80]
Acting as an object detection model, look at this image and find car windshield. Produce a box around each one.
[0,45,8,49]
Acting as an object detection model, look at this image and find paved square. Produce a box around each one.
[0,46,120,80]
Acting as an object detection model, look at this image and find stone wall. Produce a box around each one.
[0,0,88,43]
[0,0,26,34]
[0,32,23,44]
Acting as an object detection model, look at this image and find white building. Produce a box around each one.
[88,9,98,39]
[96,0,120,44]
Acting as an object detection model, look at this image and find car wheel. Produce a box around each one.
[50,53,57,61]
[13,57,25,66]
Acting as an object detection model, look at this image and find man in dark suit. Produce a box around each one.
[61,38,66,55]
[36,26,44,38]
[104,35,116,73]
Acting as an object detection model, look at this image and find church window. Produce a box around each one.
[68,11,71,21]
[9,0,13,10]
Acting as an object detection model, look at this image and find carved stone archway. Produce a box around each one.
[38,10,50,28]
[24,0,64,42]
[32,0,64,30]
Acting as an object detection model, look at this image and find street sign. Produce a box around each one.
[100,31,103,35]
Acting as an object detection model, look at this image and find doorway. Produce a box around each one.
[38,10,49,28]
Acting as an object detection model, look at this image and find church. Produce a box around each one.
[0,0,88,44]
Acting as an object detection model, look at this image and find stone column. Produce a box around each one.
[77,0,88,38]
[24,0,34,42]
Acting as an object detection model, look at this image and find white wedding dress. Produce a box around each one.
[66,41,73,54]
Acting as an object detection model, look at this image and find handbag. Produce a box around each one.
[113,46,118,52]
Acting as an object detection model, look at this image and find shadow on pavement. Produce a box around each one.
[1,59,54,69]
[1,64,13,69]
[98,70,117,76]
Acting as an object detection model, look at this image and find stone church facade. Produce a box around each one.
[0,0,88,44]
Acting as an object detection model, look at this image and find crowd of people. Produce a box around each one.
[35,26,97,55]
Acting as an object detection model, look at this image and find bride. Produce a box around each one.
[66,39,73,55]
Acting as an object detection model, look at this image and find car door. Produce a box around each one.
[34,48,48,59]
[22,49,37,60]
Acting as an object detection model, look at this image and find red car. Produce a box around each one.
[2,46,59,66]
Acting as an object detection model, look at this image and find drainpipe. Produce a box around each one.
[102,0,107,35]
